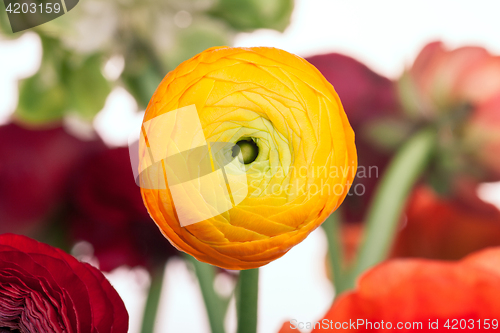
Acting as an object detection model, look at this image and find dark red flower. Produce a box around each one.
[307,53,400,223]
[307,247,500,332]
[307,53,398,130]
[69,147,177,271]
[0,123,104,234]
[0,233,128,332]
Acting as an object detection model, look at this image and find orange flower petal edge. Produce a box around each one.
[140,46,357,269]
[309,247,500,332]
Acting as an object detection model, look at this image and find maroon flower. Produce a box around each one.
[0,233,128,332]
[307,53,400,222]
[69,147,177,271]
[0,123,104,234]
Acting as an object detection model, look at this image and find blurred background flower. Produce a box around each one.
[0,123,103,235]
[68,146,178,272]
[392,183,500,260]
[306,53,401,224]
[312,248,500,333]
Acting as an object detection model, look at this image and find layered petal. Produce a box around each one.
[0,234,128,332]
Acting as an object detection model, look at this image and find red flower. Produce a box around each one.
[301,247,500,332]
[307,53,400,223]
[409,42,500,113]
[69,147,177,271]
[392,184,500,261]
[406,42,500,181]
[0,123,104,234]
[306,53,398,130]
[0,233,128,332]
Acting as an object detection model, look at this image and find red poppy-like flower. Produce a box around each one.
[307,53,400,223]
[279,247,500,332]
[69,147,177,271]
[314,247,500,332]
[0,233,128,332]
[0,123,104,234]
[392,184,500,261]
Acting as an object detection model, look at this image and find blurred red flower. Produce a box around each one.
[295,247,500,332]
[409,41,500,113]
[392,184,500,261]
[0,123,104,234]
[69,147,177,271]
[406,42,500,181]
[307,53,400,223]
[330,183,500,268]
[0,233,128,332]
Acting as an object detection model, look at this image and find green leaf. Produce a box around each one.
[122,63,163,108]
[121,41,165,108]
[165,20,232,69]
[68,54,111,120]
[208,0,294,32]
[16,66,68,125]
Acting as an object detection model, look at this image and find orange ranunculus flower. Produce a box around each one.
[287,248,500,332]
[139,47,356,269]
[405,42,500,181]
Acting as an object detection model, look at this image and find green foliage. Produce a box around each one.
[67,54,111,120]
[17,69,67,124]
[165,19,231,69]
[3,0,294,125]
[122,62,163,108]
[16,36,111,125]
[121,41,165,108]
[209,0,294,32]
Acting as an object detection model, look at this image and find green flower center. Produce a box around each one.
[233,139,259,164]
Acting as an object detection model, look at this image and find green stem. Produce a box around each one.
[350,128,436,287]
[236,269,259,333]
[321,211,349,296]
[186,255,227,333]
[141,264,166,333]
